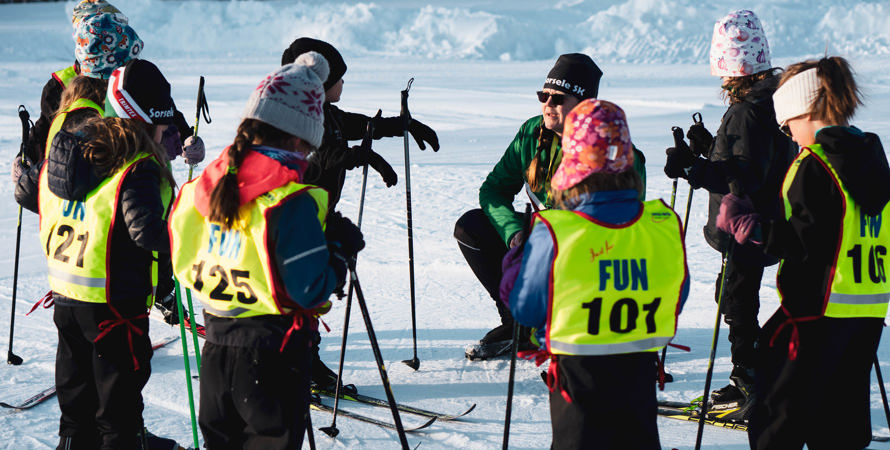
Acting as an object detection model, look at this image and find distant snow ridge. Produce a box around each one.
[9,0,890,63]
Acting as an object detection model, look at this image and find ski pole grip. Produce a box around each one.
[400,78,413,131]
[193,76,205,137]
[671,126,684,148]
[18,105,30,162]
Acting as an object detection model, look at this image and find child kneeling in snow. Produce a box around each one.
[505,99,689,449]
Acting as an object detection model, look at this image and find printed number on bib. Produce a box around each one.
[582,297,661,335]
[191,260,258,304]
[45,224,89,268]
[846,244,887,284]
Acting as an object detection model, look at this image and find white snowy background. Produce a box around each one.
[1,0,890,448]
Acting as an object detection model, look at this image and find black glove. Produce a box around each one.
[325,212,365,257]
[374,116,440,151]
[664,140,696,179]
[686,122,713,158]
[368,150,397,187]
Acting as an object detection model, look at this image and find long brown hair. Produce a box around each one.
[550,170,642,210]
[82,117,176,187]
[57,75,107,115]
[779,56,862,126]
[720,68,780,104]
[208,119,293,230]
[525,125,556,192]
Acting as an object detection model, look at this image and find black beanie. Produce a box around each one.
[543,53,603,100]
[104,59,175,125]
[281,37,347,91]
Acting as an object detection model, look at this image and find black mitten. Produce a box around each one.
[325,212,365,257]
[368,151,397,187]
[687,122,714,158]
[373,116,440,151]
[664,141,696,179]
[407,118,440,151]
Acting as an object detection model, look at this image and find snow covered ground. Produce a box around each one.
[1,0,890,448]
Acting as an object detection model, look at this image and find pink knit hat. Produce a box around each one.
[709,10,771,77]
[550,99,634,191]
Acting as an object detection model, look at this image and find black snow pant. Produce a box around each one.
[199,336,314,450]
[716,255,764,377]
[54,302,152,450]
[454,208,513,324]
[747,311,882,450]
[549,353,661,450]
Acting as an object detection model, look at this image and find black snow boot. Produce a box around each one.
[465,321,533,361]
[310,348,357,396]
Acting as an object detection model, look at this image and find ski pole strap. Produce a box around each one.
[193,76,211,137]
[94,311,149,370]
[26,291,55,315]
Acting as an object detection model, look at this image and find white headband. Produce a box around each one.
[773,68,820,126]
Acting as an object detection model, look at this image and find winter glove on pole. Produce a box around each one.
[326,212,366,258]
[373,116,440,151]
[664,128,696,179]
[716,193,760,244]
[181,135,205,165]
[686,112,713,158]
[10,153,31,186]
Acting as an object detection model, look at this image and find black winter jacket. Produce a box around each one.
[303,103,403,211]
[765,127,890,318]
[687,75,797,265]
[16,129,172,315]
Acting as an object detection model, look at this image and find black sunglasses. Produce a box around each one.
[780,124,792,137]
[536,91,567,105]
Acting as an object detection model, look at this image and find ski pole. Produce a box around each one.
[659,126,688,377]
[188,76,211,180]
[305,398,316,450]
[7,105,31,366]
[682,113,706,239]
[503,320,520,450]
[695,246,732,450]
[399,78,421,371]
[349,258,411,449]
[503,203,532,449]
[320,111,379,439]
[874,356,890,431]
[174,283,200,449]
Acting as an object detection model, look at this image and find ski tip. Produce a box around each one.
[409,416,437,432]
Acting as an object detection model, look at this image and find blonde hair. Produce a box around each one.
[82,117,175,187]
[57,75,107,115]
[778,56,862,126]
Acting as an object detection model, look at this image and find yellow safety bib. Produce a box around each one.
[780,144,890,318]
[45,98,103,159]
[39,152,170,306]
[169,178,328,318]
[540,200,686,355]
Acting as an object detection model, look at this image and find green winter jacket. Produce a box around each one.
[479,115,647,245]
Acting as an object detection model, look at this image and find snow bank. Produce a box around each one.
[1,0,888,64]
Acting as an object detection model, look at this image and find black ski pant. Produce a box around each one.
[748,312,882,449]
[199,337,313,450]
[549,353,661,450]
[715,256,763,378]
[54,302,152,450]
[454,208,513,324]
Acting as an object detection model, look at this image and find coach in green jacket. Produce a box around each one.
[455,53,646,361]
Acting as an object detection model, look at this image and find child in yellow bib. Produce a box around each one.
[506,100,689,450]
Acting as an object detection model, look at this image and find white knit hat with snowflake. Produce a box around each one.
[243,51,329,148]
